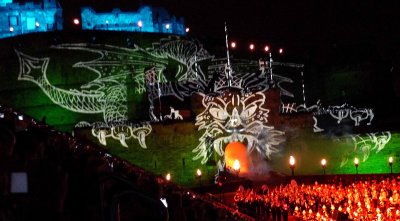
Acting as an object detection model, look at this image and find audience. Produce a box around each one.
[0,106,253,221]
[234,176,400,220]
[6,104,400,221]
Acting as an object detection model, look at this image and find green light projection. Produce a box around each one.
[14,38,212,148]
[0,32,397,186]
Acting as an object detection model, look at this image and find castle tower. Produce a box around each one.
[0,0,12,7]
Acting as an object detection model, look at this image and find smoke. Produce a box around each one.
[237,127,287,180]
[244,151,273,180]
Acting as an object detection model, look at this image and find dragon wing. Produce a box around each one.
[148,37,212,81]
[51,39,213,90]
[51,43,169,90]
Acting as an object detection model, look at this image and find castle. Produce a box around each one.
[0,0,62,39]
[81,6,186,35]
[0,0,185,39]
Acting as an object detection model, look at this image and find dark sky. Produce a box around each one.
[56,0,400,63]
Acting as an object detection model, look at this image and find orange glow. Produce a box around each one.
[289,155,295,166]
[196,169,202,177]
[225,142,248,173]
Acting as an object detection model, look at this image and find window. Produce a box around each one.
[9,16,18,26]
[26,17,36,30]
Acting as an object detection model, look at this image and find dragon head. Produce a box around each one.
[193,89,285,170]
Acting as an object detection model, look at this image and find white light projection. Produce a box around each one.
[281,101,386,167]
[15,37,212,148]
[192,58,303,174]
[281,101,374,132]
[163,107,183,120]
[90,121,152,148]
[340,131,391,167]
[207,59,297,98]
[143,39,212,122]
[15,48,151,148]
[144,66,202,122]
[193,89,285,171]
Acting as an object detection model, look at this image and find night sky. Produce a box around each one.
[54,0,400,63]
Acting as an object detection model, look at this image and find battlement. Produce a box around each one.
[81,6,186,35]
[0,0,186,39]
[0,0,62,39]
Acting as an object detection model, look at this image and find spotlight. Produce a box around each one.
[165,23,170,32]
[196,169,202,185]
[279,48,284,54]
[166,173,171,181]
[137,20,143,32]
[0,113,4,118]
[18,115,23,121]
[321,158,327,175]
[289,155,295,177]
[264,45,270,52]
[185,27,190,33]
[389,157,393,174]
[196,169,202,177]
[231,41,236,48]
[35,22,40,27]
[249,43,255,51]
[73,18,80,25]
[354,157,359,175]
[9,26,14,32]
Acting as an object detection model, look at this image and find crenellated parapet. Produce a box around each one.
[0,0,62,39]
[81,6,186,35]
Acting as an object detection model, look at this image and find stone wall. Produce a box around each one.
[81,6,185,35]
[0,0,62,39]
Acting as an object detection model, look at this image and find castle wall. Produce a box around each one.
[0,0,12,7]
[0,0,62,39]
[0,1,185,39]
[81,6,185,35]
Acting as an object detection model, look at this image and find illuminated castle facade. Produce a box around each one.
[0,1,186,39]
[81,6,186,35]
[0,0,63,39]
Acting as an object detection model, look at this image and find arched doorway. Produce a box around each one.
[224,142,249,174]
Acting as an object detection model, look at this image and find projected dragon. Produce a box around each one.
[193,89,285,171]
[340,131,392,167]
[281,101,375,132]
[15,37,211,148]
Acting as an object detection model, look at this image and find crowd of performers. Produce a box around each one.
[234,176,400,220]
